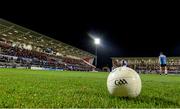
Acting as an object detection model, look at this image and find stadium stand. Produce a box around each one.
[112,57,180,74]
[0,18,95,71]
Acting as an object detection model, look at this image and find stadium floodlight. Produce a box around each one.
[94,38,100,67]
[88,32,101,67]
[94,38,100,45]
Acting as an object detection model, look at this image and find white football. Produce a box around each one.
[107,66,141,97]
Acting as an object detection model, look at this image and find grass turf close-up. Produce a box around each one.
[0,68,180,108]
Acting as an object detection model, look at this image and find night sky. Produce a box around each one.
[1,2,180,68]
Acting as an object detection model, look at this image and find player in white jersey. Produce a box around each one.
[159,52,167,75]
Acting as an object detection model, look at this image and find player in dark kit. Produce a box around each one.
[121,60,128,67]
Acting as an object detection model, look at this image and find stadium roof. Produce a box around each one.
[0,18,95,59]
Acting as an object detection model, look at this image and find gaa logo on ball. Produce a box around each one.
[114,79,128,86]
[107,67,142,98]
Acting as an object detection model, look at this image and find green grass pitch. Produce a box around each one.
[0,68,180,108]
